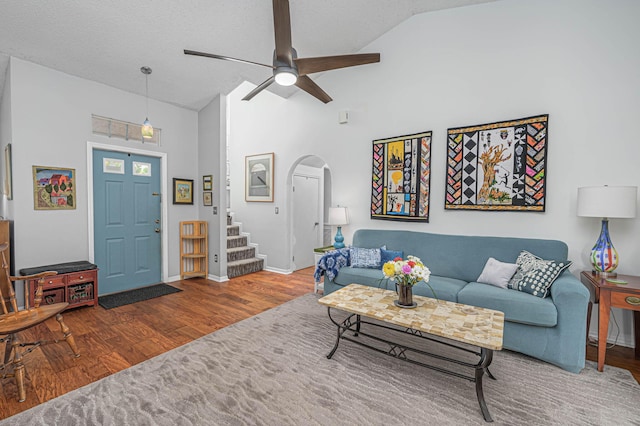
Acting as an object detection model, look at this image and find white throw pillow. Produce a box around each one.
[476,257,519,289]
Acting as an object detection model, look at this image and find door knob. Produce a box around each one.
[155,228,161,233]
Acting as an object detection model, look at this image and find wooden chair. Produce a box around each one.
[0,242,80,402]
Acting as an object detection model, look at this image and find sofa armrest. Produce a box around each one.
[550,271,590,306]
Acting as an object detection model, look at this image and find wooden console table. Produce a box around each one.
[21,261,99,310]
[580,271,640,372]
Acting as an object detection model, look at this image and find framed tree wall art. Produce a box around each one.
[371,131,432,222]
[445,114,548,212]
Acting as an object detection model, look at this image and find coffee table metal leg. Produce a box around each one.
[475,348,494,422]
[326,307,342,359]
[326,308,357,359]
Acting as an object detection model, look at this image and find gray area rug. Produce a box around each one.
[4,293,639,425]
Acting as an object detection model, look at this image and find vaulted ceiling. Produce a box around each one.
[0,0,495,111]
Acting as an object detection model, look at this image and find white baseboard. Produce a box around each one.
[264,266,292,275]
[588,332,634,349]
[208,274,229,282]
[167,274,229,283]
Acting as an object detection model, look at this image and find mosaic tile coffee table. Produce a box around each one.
[318,284,504,422]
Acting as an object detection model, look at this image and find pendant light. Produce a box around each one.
[140,66,153,139]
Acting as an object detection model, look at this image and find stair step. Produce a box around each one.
[227,258,264,278]
[227,235,248,248]
[227,225,240,237]
[227,246,256,262]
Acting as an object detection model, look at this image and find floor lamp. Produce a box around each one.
[577,185,637,277]
[327,207,349,249]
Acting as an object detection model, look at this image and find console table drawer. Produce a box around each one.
[611,292,640,312]
[42,276,66,288]
[68,270,96,285]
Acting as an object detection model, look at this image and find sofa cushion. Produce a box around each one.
[352,229,569,283]
[476,257,518,289]
[509,250,572,298]
[412,275,466,303]
[458,282,558,327]
[333,266,386,288]
[332,269,464,303]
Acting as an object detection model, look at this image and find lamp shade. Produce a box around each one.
[327,207,349,226]
[577,186,637,218]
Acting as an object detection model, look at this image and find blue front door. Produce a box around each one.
[93,149,162,295]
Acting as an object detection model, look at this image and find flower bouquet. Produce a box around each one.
[382,255,433,308]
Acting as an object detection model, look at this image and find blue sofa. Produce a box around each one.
[323,229,589,373]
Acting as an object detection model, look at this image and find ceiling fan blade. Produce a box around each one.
[242,76,276,101]
[295,75,332,104]
[184,49,274,69]
[294,53,380,76]
[273,0,293,64]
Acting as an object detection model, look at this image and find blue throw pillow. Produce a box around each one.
[380,248,403,267]
[350,247,383,269]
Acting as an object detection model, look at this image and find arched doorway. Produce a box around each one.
[287,155,332,271]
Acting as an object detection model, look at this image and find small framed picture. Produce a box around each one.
[245,153,274,202]
[4,144,12,200]
[203,191,213,206]
[173,178,194,205]
[203,175,213,191]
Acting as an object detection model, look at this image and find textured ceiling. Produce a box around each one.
[0,0,496,111]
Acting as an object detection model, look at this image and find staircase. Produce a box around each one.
[226,215,264,278]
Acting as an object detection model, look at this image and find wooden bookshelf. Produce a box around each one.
[179,221,208,279]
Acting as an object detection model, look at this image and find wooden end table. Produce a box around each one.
[580,271,640,372]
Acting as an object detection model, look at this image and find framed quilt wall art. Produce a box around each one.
[445,114,548,212]
[371,131,432,222]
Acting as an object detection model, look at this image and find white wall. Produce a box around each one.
[7,58,198,301]
[228,0,640,346]
[0,61,12,219]
[198,94,227,280]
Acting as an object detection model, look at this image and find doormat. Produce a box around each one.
[98,283,182,309]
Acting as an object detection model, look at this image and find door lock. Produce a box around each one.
[154,228,161,233]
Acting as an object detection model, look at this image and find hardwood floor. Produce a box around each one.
[1,267,638,419]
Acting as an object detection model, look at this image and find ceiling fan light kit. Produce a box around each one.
[184,0,380,103]
[274,68,298,86]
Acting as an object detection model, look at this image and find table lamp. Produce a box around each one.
[577,185,637,277]
[327,207,349,249]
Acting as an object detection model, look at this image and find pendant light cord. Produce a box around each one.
[145,73,149,117]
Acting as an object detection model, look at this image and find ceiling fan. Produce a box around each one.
[184,0,380,104]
